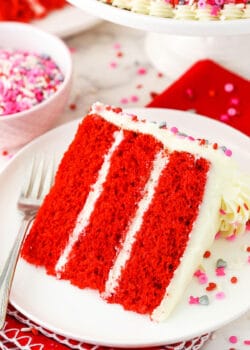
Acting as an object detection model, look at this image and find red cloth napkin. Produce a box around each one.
[0,306,209,350]
[148,59,250,136]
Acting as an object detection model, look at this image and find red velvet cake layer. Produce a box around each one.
[61,131,163,291]
[107,152,210,314]
[21,115,118,274]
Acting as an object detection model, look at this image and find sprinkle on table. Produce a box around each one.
[0,49,64,116]
[229,335,238,344]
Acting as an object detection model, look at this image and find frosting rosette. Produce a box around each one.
[219,171,250,237]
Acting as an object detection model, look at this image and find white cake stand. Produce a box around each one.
[67,0,250,79]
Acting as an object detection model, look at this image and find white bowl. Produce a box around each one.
[0,22,73,150]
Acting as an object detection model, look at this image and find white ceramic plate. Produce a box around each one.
[0,108,250,347]
[67,0,250,35]
[32,5,101,38]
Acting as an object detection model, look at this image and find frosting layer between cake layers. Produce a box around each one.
[21,102,250,321]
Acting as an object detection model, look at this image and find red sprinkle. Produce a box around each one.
[2,150,8,156]
[112,107,122,114]
[246,246,250,252]
[208,89,216,97]
[150,92,158,99]
[206,282,217,291]
[213,143,218,150]
[69,103,77,110]
[199,139,206,146]
[203,250,211,258]
[116,51,123,58]
[31,327,39,336]
[230,276,238,284]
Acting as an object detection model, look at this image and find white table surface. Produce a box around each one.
[0,20,249,350]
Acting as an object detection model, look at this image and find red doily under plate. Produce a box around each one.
[0,305,210,350]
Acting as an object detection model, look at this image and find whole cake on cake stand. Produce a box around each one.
[67,0,250,79]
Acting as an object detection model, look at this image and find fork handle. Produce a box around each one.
[0,216,34,330]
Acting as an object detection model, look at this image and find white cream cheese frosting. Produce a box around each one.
[174,5,196,20]
[149,0,175,17]
[112,0,132,10]
[220,4,243,19]
[243,3,250,18]
[196,4,220,20]
[131,0,151,14]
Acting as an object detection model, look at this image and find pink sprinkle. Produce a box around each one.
[216,267,226,276]
[94,104,104,113]
[244,340,250,345]
[215,0,224,5]
[229,335,238,344]
[246,222,250,231]
[69,47,76,53]
[130,95,139,103]
[219,209,226,215]
[220,114,229,122]
[189,296,199,305]
[215,231,221,239]
[215,291,225,300]
[230,97,240,105]
[185,88,194,98]
[194,269,203,277]
[226,234,236,241]
[211,5,220,15]
[137,67,147,75]
[225,149,232,157]
[227,107,237,117]
[170,126,178,134]
[247,256,250,264]
[120,97,129,104]
[224,83,234,93]
[188,136,195,141]
[198,0,206,8]
[198,273,208,285]
[109,61,118,69]
[113,43,121,50]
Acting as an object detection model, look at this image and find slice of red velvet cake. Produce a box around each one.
[21,102,250,321]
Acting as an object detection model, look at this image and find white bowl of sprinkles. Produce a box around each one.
[0,22,72,150]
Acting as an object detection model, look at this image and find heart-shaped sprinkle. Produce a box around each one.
[206,282,217,291]
[199,295,210,305]
[216,258,227,268]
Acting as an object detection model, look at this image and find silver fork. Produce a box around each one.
[0,156,55,329]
